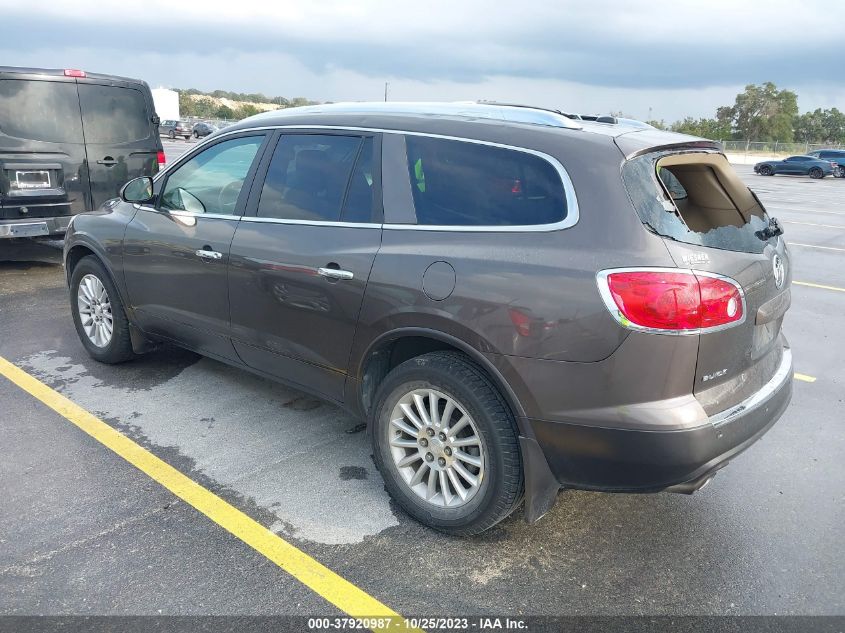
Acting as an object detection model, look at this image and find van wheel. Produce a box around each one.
[371,351,523,535]
[809,167,824,179]
[70,256,135,364]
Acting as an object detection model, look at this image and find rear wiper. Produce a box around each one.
[756,217,783,241]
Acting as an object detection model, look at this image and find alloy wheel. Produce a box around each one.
[387,388,485,508]
[77,274,113,348]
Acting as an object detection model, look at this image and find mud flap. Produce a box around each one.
[129,323,157,354]
[519,435,560,523]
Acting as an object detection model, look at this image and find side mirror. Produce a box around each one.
[120,176,153,203]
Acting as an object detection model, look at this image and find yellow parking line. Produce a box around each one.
[793,280,845,293]
[794,373,816,383]
[0,356,419,632]
[783,220,845,229]
[789,242,845,253]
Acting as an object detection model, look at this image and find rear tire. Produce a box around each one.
[193,131,199,138]
[371,351,523,536]
[759,165,773,176]
[809,167,824,179]
[70,256,135,364]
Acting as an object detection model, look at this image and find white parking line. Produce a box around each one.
[789,243,845,252]
[782,220,845,230]
[765,206,845,217]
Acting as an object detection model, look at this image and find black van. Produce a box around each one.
[0,67,164,239]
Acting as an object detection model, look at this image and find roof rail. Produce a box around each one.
[474,100,566,116]
[260,101,583,130]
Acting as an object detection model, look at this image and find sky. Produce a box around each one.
[3,0,844,123]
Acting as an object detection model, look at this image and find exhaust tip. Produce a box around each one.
[665,473,716,495]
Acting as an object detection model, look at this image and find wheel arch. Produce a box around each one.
[354,327,528,432]
[65,241,149,353]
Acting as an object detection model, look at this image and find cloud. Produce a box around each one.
[2,0,843,120]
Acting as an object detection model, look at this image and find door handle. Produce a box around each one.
[318,267,354,280]
[195,249,223,260]
[97,157,117,166]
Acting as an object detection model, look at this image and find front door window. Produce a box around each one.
[160,136,264,215]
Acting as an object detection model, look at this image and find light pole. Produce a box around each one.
[384,82,389,102]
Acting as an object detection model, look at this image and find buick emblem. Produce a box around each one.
[772,254,785,289]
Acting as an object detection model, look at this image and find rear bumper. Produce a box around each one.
[526,346,793,495]
[0,216,72,238]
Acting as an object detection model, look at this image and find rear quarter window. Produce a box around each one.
[623,152,776,254]
[78,84,151,144]
[0,79,83,144]
[404,135,566,226]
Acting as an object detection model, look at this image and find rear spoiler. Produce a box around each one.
[615,130,722,160]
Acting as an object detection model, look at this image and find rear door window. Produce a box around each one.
[257,134,364,222]
[0,79,83,144]
[404,135,566,226]
[78,84,151,144]
[623,152,776,254]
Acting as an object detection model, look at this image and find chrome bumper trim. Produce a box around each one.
[709,347,793,428]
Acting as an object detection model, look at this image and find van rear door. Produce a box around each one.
[0,75,92,233]
[77,79,160,209]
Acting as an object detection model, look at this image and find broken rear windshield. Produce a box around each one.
[622,152,777,254]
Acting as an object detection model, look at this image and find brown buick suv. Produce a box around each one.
[63,102,793,534]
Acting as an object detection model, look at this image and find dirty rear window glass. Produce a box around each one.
[623,154,776,254]
[0,79,84,144]
[78,84,150,144]
[405,135,566,226]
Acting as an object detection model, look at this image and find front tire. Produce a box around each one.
[759,165,773,176]
[70,256,135,364]
[193,131,199,138]
[371,351,523,535]
[809,167,824,179]
[168,130,176,139]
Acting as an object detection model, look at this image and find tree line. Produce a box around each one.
[645,82,844,144]
[177,82,843,143]
[177,88,319,121]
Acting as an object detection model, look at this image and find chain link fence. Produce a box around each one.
[718,140,845,164]
[721,140,844,156]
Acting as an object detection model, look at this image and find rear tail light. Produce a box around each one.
[596,268,744,334]
[63,69,86,77]
[156,150,166,166]
[508,308,532,337]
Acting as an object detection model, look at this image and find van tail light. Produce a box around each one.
[156,150,166,166]
[63,69,86,77]
[596,268,744,333]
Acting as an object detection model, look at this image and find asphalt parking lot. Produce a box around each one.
[1,149,843,620]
